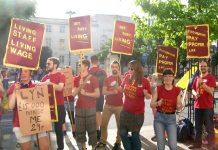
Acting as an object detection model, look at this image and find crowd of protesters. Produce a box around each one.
[0,57,217,150]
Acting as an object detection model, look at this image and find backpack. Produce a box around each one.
[177,118,194,142]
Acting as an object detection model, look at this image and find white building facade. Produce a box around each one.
[32,14,132,72]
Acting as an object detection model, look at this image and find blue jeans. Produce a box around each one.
[120,128,141,150]
[154,112,177,150]
[194,108,214,146]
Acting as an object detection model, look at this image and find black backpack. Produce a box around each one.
[177,118,194,142]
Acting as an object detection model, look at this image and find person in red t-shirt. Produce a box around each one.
[8,69,49,150]
[151,69,182,150]
[40,57,66,150]
[96,60,123,149]
[120,60,151,150]
[89,55,107,140]
[188,60,216,150]
[73,59,100,150]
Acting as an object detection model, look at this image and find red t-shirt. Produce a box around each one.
[7,81,35,127]
[157,85,180,113]
[74,74,99,108]
[103,75,123,106]
[192,74,216,109]
[89,66,107,77]
[41,72,65,106]
[121,75,151,114]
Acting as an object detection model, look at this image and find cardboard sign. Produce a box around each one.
[60,68,73,97]
[111,20,135,55]
[3,18,45,70]
[16,85,52,136]
[186,24,209,58]
[69,16,92,53]
[47,85,58,122]
[156,46,178,75]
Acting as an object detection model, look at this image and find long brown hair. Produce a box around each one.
[128,60,143,85]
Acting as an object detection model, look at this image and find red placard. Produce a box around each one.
[156,46,178,75]
[69,16,92,53]
[3,18,45,70]
[186,24,209,58]
[111,20,135,55]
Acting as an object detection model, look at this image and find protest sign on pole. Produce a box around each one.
[47,85,58,122]
[111,20,135,55]
[16,85,52,136]
[69,16,92,53]
[186,24,209,59]
[3,18,45,70]
[60,68,73,97]
[156,46,178,76]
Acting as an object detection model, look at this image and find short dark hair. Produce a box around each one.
[91,55,99,64]
[111,60,120,68]
[48,57,60,69]
[163,69,174,76]
[82,60,90,69]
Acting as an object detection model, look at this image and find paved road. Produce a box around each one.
[1,100,218,150]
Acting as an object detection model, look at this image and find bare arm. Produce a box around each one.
[38,81,64,92]
[150,88,162,108]
[80,88,100,98]
[143,89,151,99]
[102,86,118,96]
[176,92,183,111]
[8,83,21,110]
[72,87,80,97]
[201,83,214,95]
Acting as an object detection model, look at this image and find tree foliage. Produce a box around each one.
[133,0,218,67]
[0,0,36,65]
[39,46,52,69]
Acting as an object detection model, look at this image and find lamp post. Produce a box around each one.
[65,11,76,66]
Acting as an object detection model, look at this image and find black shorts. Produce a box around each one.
[57,105,66,124]
[96,95,104,112]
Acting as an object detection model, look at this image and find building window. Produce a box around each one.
[60,25,65,33]
[46,38,51,47]
[46,25,52,32]
[59,55,65,64]
[59,39,65,51]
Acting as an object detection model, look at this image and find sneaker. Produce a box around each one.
[151,136,157,142]
[96,142,106,148]
[112,143,121,150]
[72,131,76,138]
[188,144,202,149]
[96,130,101,141]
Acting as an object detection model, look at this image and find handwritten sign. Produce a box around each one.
[156,46,178,75]
[3,18,45,70]
[69,16,92,53]
[111,20,135,55]
[186,24,209,58]
[60,68,73,97]
[47,85,58,122]
[16,85,52,136]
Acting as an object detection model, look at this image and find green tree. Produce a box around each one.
[39,46,52,69]
[0,0,36,65]
[133,0,218,68]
